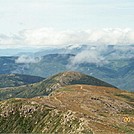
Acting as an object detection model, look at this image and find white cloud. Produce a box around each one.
[68,46,109,68]
[15,55,41,64]
[0,28,134,48]
[69,49,107,66]
[68,44,134,67]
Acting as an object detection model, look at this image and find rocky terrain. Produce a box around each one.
[0,84,134,133]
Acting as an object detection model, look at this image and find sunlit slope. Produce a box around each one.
[0,71,116,100]
[0,85,134,133]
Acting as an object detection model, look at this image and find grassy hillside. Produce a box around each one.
[0,85,134,133]
[0,71,116,100]
[0,74,44,88]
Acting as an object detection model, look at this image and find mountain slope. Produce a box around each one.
[0,85,134,133]
[0,53,133,91]
[0,71,116,100]
[0,74,44,88]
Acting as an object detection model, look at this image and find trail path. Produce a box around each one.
[53,93,62,105]
[78,85,89,92]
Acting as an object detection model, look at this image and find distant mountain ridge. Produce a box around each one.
[0,74,44,88]
[0,45,133,91]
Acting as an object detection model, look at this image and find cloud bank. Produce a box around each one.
[0,28,134,48]
[68,44,134,67]
[69,48,107,66]
[15,55,41,64]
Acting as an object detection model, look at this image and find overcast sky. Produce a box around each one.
[0,0,134,48]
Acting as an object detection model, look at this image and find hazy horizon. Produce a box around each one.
[0,0,134,49]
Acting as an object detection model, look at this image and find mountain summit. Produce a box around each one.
[0,71,116,100]
[0,71,133,133]
[48,71,116,88]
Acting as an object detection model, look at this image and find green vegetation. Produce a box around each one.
[121,109,134,115]
[0,83,134,133]
[0,71,116,100]
[0,99,91,133]
[115,93,134,102]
